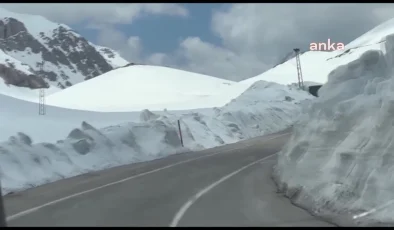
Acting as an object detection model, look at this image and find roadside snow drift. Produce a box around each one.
[273,34,394,226]
[0,80,313,194]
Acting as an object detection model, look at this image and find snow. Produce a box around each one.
[4,10,394,228]
[242,18,394,87]
[0,49,32,75]
[0,7,79,60]
[273,30,394,226]
[93,45,129,68]
[345,18,394,49]
[45,65,252,112]
[0,83,59,102]
[5,39,88,88]
[0,7,72,42]
[0,48,62,101]
[0,5,315,201]
[0,79,313,195]
[0,51,63,102]
[6,9,394,227]
[242,46,382,86]
[241,51,333,86]
[0,93,140,143]
[7,48,84,86]
[0,7,131,90]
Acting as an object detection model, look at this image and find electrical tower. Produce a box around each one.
[294,48,304,90]
[38,61,46,115]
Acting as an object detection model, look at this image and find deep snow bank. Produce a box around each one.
[1,119,186,194]
[1,80,313,194]
[273,34,394,226]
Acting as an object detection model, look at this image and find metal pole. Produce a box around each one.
[294,48,304,90]
[0,182,7,227]
[38,61,46,115]
[39,89,45,115]
[177,120,184,147]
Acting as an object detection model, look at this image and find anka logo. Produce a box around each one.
[310,39,345,51]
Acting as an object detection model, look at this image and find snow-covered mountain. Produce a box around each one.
[0,7,129,91]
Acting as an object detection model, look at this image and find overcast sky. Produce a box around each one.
[1,3,394,81]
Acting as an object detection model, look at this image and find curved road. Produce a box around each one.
[4,129,333,227]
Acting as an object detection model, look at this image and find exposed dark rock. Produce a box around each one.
[0,63,48,88]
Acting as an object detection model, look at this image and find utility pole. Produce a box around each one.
[38,61,46,115]
[294,48,304,90]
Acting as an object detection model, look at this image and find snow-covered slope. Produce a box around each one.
[0,92,141,143]
[0,43,61,100]
[345,18,394,49]
[45,65,252,112]
[0,7,128,92]
[242,18,394,87]
[273,50,305,68]
[242,51,333,86]
[0,79,313,194]
[93,45,129,68]
[0,83,59,102]
[273,30,394,226]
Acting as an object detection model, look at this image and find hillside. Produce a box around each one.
[0,7,128,95]
[242,18,394,87]
[45,65,252,112]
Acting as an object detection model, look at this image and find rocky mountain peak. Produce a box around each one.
[0,8,129,90]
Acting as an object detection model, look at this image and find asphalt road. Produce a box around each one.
[4,128,333,227]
